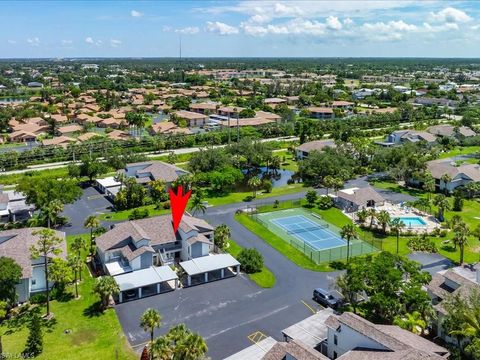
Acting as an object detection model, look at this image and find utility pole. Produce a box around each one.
[227,115,231,144]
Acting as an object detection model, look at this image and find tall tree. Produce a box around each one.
[30,229,64,317]
[453,221,470,265]
[47,258,73,296]
[247,176,262,198]
[24,312,43,357]
[84,215,100,257]
[433,194,451,222]
[140,308,162,358]
[42,199,64,229]
[189,192,206,216]
[68,255,82,299]
[213,224,231,252]
[390,217,406,254]
[376,210,391,235]
[0,257,22,307]
[340,224,358,263]
[70,236,87,281]
[393,311,426,335]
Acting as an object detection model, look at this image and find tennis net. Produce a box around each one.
[287,224,329,234]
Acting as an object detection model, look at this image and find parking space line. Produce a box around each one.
[301,300,317,314]
[247,331,268,344]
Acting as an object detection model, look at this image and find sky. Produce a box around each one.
[1,0,480,58]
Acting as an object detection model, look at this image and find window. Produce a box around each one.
[31,279,36,286]
[334,334,338,346]
[333,351,338,359]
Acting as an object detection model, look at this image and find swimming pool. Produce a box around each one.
[393,216,427,227]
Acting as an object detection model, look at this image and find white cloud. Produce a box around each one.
[110,39,122,47]
[131,10,143,18]
[343,18,354,26]
[241,17,326,36]
[362,20,417,41]
[61,40,73,45]
[85,37,102,46]
[206,21,239,35]
[430,7,472,23]
[250,14,271,24]
[326,16,342,30]
[27,37,40,46]
[162,25,172,32]
[175,27,200,34]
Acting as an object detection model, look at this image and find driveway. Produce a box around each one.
[408,252,453,275]
[60,186,113,235]
[115,192,340,359]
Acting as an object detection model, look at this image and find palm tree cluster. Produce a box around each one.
[140,308,208,360]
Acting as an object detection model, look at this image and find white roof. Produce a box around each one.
[180,254,240,276]
[114,266,178,291]
[105,261,132,276]
[223,336,277,360]
[282,309,334,348]
[97,176,121,188]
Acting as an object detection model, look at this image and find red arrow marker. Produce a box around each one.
[169,185,192,233]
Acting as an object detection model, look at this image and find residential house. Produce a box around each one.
[296,139,336,160]
[8,123,49,142]
[42,136,76,147]
[307,107,334,120]
[427,124,476,138]
[426,265,480,342]
[77,132,101,142]
[150,121,192,135]
[426,160,480,193]
[325,312,449,359]
[107,129,131,141]
[0,228,66,303]
[95,214,240,302]
[333,186,385,213]
[120,160,189,187]
[378,130,437,147]
[56,124,83,136]
[217,106,245,118]
[264,98,287,107]
[172,110,209,127]
[189,102,219,114]
[331,101,354,110]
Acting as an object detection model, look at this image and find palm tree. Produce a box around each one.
[433,194,451,222]
[92,276,119,310]
[367,208,377,229]
[68,255,82,299]
[423,173,436,199]
[213,224,231,251]
[440,174,452,195]
[340,224,358,263]
[178,333,208,360]
[140,308,162,353]
[356,209,368,226]
[150,336,173,360]
[247,176,262,198]
[84,215,100,256]
[189,193,206,216]
[376,210,391,235]
[322,175,335,195]
[42,199,64,228]
[114,172,127,191]
[70,236,87,281]
[453,221,469,264]
[393,311,427,335]
[390,217,405,254]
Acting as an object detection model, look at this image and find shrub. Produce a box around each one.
[453,194,464,211]
[317,196,333,210]
[407,235,437,252]
[129,208,150,220]
[237,248,264,274]
[263,180,273,193]
[161,200,171,209]
[29,293,47,305]
[273,200,280,208]
[287,178,295,185]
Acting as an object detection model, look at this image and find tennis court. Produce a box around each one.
[253,207,379,264]
[271,215,346,251]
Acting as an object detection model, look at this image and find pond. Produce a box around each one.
[243,167,294,188]
[147,112,169,124]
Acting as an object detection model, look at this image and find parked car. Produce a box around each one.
[313,288,340,309]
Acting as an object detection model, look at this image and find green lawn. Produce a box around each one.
[99,204,170,221]
[235,213,333,272]
[1,234,137,360]
[371,179,480,264]
[205,183,306,207]
[226,240,276,288]
[438,146,480,159]
[274,149,298,172]
[0,167,71,186]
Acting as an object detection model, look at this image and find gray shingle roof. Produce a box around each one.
[0,228,66,278]
[296,140,336,153]
[121,160,189,183]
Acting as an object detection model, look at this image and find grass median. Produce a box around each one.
[227,239,276,288]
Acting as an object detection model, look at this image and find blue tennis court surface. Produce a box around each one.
[271,215,346,251]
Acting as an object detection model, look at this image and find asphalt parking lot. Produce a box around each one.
[115,273,325,359]
[61,186,113,235]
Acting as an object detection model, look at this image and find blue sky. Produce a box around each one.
[1,1,480,58]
